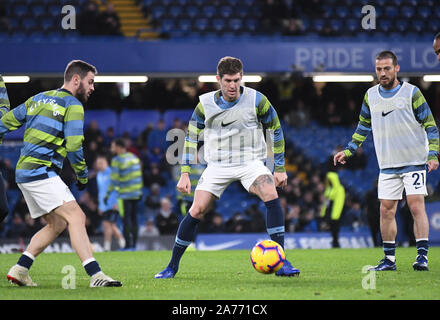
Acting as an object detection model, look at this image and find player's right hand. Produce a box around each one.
[333,151,347,166]
[177,173,191,194]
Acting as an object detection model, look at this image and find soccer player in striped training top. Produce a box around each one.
[2,60,122,287]
[0,75,11,223]
[155,56,300,278]
[104,138,143,250]
[334,51,439,271]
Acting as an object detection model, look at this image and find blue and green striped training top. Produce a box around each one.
[0,88,88,184]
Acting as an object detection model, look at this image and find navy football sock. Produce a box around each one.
[167,213,200,272]
[383,241,396,262]
[17,251,35,270]
[264,198,285,250]
[416,238,429,257]
[82,258,102,277]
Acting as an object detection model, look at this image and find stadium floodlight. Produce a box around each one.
[423,75,440,82]
[2,76,30,83]
[312,74,374,83]
[94,75,148,83]
[198,75,263,83]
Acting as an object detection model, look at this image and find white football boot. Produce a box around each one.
[7,265,37,287]
[90,271,122,287]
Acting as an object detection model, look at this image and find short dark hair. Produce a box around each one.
[64,60,97,82]
[376,50,398,66]
[435,32,440,40]
[217,56,243,78]
[112,138,126,149]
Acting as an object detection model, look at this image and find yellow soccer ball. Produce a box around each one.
[250,240,285,274]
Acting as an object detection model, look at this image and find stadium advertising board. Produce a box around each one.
[1,41,437,74]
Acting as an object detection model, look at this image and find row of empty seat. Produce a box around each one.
[3,109,193,141]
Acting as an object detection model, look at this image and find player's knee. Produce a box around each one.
[380,205,395,219]
[189,204,206,219]
[261,191,278,202]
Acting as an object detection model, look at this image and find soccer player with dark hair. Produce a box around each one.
[155,56,300,279]
[334,50,439,271]
[3,60,122,287]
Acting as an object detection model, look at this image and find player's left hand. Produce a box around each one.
[427,159,439,173]
[274,172,288,189]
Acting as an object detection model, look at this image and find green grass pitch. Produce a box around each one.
[0,247,439,300]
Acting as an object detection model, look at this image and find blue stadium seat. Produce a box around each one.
[195,18,209,32]
[322,5,334,19]
[417,6,431,19]
[118,110,161,137]
[203,5,217,18]
[400,6,415,19]
[84,110,118,132]
[22,19,37,32]
[163,109,193,128]
[405,0,418,5]
[220,6,234,18]
[212,18,226,32]
[185,6,200,19]
[374,6,383,18]
[236,5,251,19]
[152,5,166,20]
[143,0,156,6]
[379,19,393,33]
[384,6,399,19]
[312,19,325,33]
[329,19,343,34]
[178,19,192,32]
[8,18,20,30]
[229,19,243,32]
[395,19,409,33]
[227,0,239,5]
[31,4,46,18]
[351,6,363,19]
[244,18,258,33]
[13,5,28,17]
[168,5,183,18]
[48,4,60,17]
[428,20,440,33]
[40,18,56,32]
[345,19,360,33]
[335,6,349,19]
[412,20,425,33]
[435,7,440,18]
[160,19,175,33]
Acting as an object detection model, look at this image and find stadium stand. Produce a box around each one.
[0,0,438,40]
[1,0,439,246]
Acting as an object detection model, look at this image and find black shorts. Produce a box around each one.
[103,209,119,223]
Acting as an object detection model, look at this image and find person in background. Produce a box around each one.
[95,154,125,251]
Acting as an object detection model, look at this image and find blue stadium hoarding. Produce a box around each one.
[0,40,438,74]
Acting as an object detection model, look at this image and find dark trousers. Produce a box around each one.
[122,199,139,249]
[0,172,9,223]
